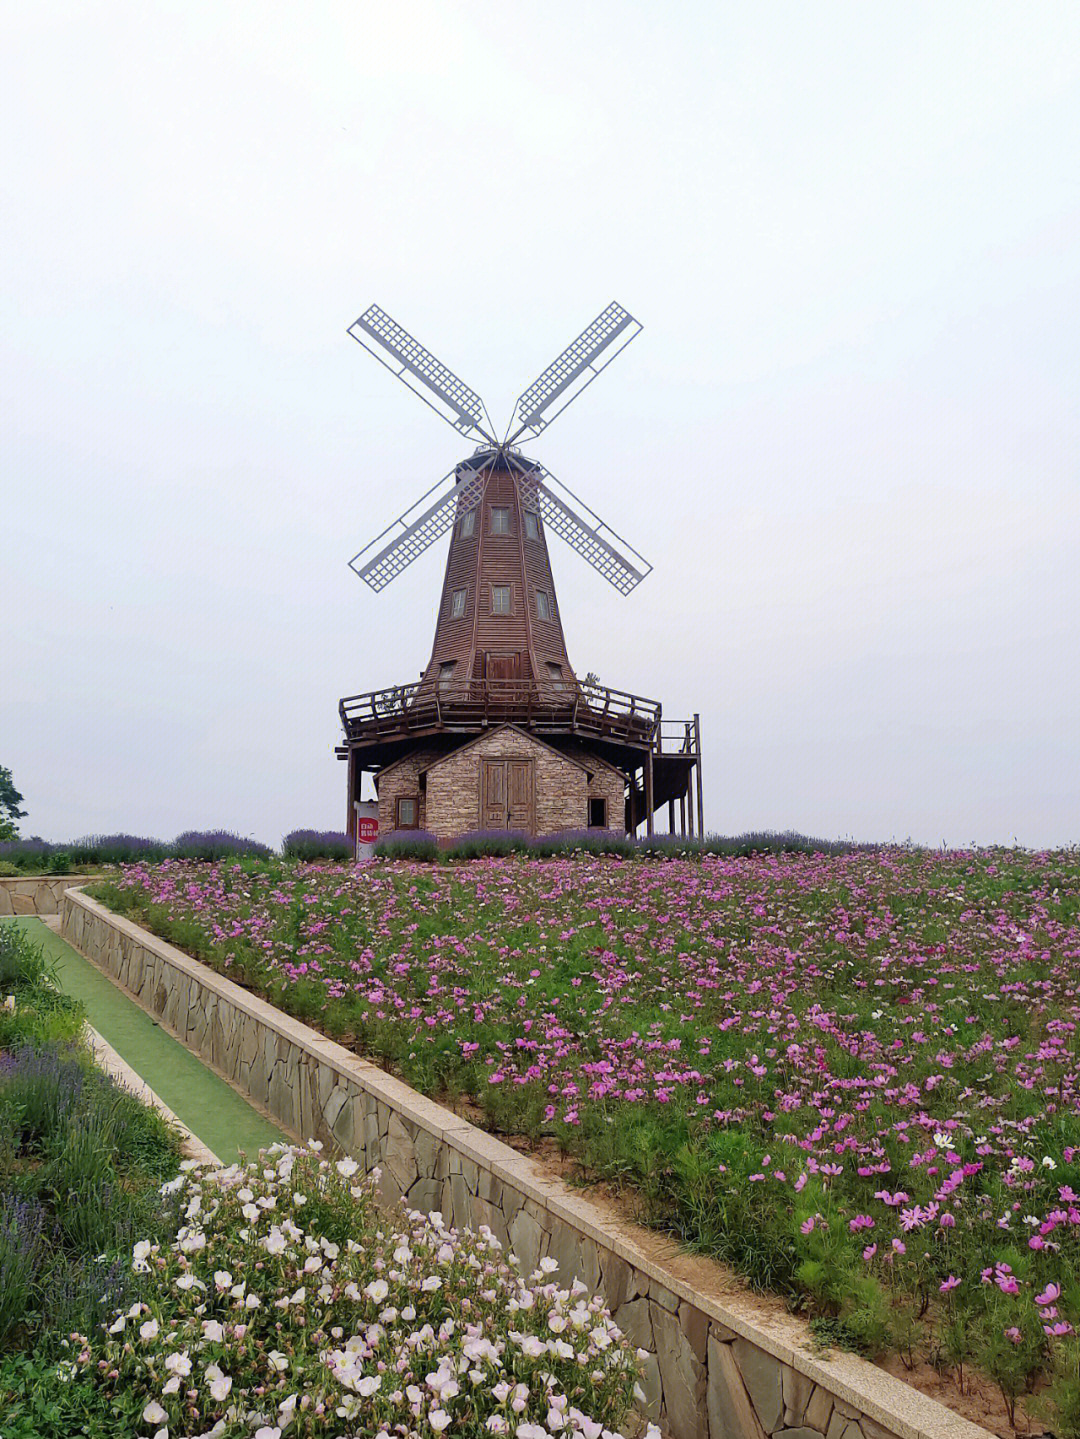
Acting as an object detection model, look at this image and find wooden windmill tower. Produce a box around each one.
[336,304,703,842]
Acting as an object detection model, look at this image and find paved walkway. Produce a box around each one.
[3,916,286,1164]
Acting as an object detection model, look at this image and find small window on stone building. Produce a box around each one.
[588,796,607,829]
[438,661,457,691]
[524,510,540,540]
[546,662,565,690]
[536,590,552,621]
[492,585,511,615]
[450,588,467,619]
[460,508,476,538]
[490,506,510,535]
[396,796,419,829]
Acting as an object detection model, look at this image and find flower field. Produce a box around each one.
[49,1144,646,1439]
[97,848,1080,1425]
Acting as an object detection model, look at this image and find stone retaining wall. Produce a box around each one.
[0,874,103,915]
[61,887,991,1439]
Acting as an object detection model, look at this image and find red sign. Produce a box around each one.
[357,817,379,844]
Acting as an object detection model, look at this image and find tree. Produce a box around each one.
[0,766,26,842]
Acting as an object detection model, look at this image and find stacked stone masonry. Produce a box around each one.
[60,888,991,1439]
[378,725,626,838]
[0,874,103,915]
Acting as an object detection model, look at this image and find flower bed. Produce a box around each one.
[0,922,182,1374]
[92,848,1080,1430]
[53,1143,649,1439]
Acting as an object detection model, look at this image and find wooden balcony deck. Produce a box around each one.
[338,679,699,759]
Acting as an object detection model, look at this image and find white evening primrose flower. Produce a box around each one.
[268,1350,289,1372]
[139,1317,159,1341]
[365,1279,389,1303]
[142,1401,167,1425]
[356,1374,381,1397]
[164,1350,192,1376]
[336,1157,359,1177]
[213,1270,233,1291]
[108,1315,125,1334]
[133,1239,152,1264]
[202,1319,225,1342]
[539,1257,560,1274]
[429,1410,452,1432]
[209,1373,232,1401]
[1043,1157,1058,1170]
[421,1275,442,1292]
[253,1429,281,1439]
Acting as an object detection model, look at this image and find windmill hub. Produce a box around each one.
[336,303,703,844]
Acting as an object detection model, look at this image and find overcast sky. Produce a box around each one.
[3,1,1078,848]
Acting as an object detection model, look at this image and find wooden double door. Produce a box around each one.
[480,756,535,832]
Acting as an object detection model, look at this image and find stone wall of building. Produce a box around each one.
[376,750,439,834]
[585,758,628,833]
[60,887,990,1439]
[0,874,104,915]
[425,727,590,837]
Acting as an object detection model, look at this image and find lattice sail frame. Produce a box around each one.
[507,302,642,443]
[506,454,652,595]
[348,305,494,444]
[348,468,486,592]
[346,302,650,593]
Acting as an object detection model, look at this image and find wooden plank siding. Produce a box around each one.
[415,456,578,702]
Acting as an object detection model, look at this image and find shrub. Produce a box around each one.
[374,828,439,861]
[170,830,271,861]
[444,828,532,859]
[282,828,354,861]
[65,834,169,866]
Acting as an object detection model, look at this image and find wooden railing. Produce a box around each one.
[339,678,683,749]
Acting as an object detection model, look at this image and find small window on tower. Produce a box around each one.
[524,510,540,540]
[536,590,552,621]
[396,796,419,830]
[450,588,467,619]
[546,662,565,691]
[491,506,510,535]
[460,509,476,538]
[438,661,456,691]
[492,585,511,615]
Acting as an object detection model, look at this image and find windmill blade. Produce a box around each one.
[348,304,496,444]
[348,463,487,592]
[506,302,642,443]
[507,455,652,595]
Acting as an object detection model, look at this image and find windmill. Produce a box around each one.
[336,304,703,842]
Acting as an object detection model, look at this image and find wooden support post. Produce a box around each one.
[346,749,357,840]
[679,794,686,836]
[668,798,675,835]
[686,776,694,837]
[644,749,654,836]
[694,713,705,837]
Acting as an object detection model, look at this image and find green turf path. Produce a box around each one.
[4,917,287,1164]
